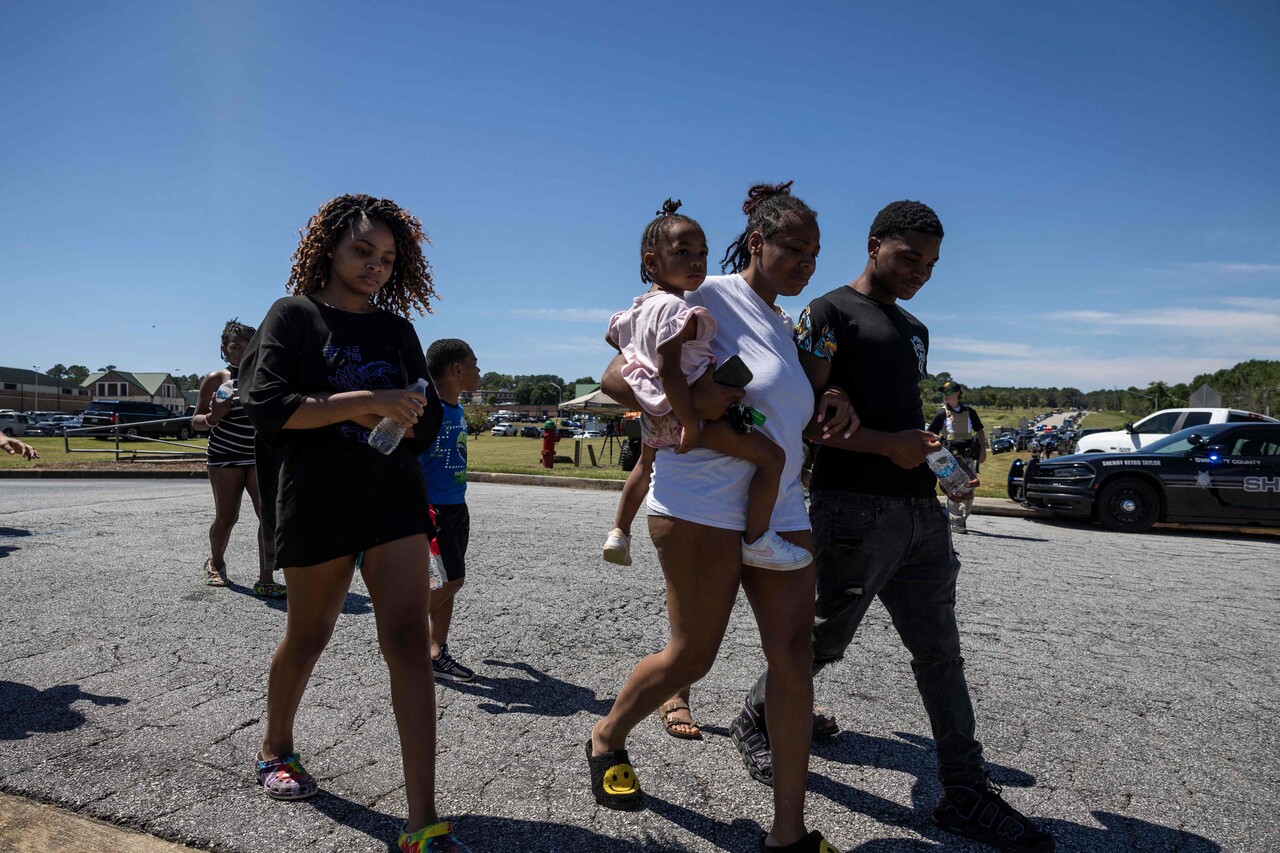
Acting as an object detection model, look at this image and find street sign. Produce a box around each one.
[1188,384,1222,408]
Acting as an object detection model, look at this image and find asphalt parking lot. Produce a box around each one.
[1,480,1277,852]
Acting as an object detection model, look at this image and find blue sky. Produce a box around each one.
[2,1,1277,392]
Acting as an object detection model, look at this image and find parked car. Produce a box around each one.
[991,434,1017,454]
[1075,408,1278,454]
[0,412,31,437]
[490,423,518,436]
[556,427,576,439]
[19,415,55,437]
[81,401,193,440]
[520,425,542,438]
[43,416,83,435]
[1009,423,1280,533]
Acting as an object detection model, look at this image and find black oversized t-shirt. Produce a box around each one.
[796,286,936,497]
[240,295,442,569]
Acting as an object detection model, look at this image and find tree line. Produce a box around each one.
[922,359,1280,419]
[476,373,598,406]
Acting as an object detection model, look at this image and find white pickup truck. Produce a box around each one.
[1075,407,1278,453]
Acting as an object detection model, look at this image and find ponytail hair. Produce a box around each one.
[720,181,817,274]
[639,198,701,284]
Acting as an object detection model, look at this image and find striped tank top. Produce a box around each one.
[208,367,256,468]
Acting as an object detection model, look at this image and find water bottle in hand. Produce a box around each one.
[926,446,973,496]
[214,379,236,402]
[368,378,429,455]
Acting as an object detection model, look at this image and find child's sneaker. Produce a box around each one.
[602,528,632,566]
[742,530,812,571]
[398,820,471,852]
[432,645,476,683]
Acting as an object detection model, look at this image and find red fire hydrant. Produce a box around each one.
[541,420,560,468]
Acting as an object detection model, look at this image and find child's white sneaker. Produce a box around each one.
[742,530,812,571]
[602,528,632,566]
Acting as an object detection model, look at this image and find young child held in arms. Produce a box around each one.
[603,200,811,571]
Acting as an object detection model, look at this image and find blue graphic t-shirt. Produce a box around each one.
[420,401,468,504]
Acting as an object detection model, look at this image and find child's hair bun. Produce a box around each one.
[657,198,683,217]
[742,181,794,215]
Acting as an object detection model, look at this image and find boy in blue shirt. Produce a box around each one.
[420,339,481,682]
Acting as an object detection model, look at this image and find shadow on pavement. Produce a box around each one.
[459,813,702,852]
[1020,516,1278,542]
[961,530,1047,542]
[304,794,698,853]
[0,525,31,558]
[815,732,1221,851]
[0,681,128,740]
[221,580,372,615]
[441,660,612,717]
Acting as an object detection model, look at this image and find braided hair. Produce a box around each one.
[287,193,437,317]
[639,198,701,284]
[868,200,944,241]
[720,181,817,274]
[220,317,257,361]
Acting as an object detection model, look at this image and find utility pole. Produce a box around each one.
[32,365,39,412]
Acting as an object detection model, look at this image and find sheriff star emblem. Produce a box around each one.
[1195,470,1213,489]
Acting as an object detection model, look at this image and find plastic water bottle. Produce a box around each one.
[926,446,973,496]
[428,552,446,590]
[367,378,429,455]
[214,379,236,402]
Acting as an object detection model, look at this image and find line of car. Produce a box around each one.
[0,411,83,437]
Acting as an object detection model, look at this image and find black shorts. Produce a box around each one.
[432,503,470,582]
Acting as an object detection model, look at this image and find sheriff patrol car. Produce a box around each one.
[1009,423,1280,533]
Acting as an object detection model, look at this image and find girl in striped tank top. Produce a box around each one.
[193,319,284,597]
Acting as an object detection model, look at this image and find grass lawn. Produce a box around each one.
[5,411,1130,500]
[0,435,209,469]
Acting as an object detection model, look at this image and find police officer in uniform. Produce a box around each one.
[928,380,986,534]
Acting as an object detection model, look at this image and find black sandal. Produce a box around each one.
[758,829,840,852]
[585,739,644,810]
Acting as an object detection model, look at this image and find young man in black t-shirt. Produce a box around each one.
[929,380,987,534]
[732,201,1054,853]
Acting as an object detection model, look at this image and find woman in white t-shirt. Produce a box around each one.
[588,183,848,853]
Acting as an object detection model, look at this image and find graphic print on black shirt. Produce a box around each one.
[322,341,405,444]
[796,286,936,497]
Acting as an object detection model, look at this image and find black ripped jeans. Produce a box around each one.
[745,489,985,785]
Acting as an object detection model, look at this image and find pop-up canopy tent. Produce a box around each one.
[558,388,628,416]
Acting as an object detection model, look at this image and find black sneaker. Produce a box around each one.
[729,703,773,787]
[933,777,1055,852]
[432,645,476,683]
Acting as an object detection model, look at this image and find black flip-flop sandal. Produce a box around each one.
[585,739,644,810]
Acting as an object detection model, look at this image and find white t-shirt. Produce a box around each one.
[646,274,814,533]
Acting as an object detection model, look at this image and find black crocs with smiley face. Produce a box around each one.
[585,739,644,810]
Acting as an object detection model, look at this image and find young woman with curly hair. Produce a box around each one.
[240,193,470,852]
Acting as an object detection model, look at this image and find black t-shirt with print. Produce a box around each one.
[796,286,935,497]
[241,295,442,569]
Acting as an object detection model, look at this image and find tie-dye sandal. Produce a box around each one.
[202,558,227,587]
[255,752,318,800]
[585,739,644,810]
[397,821,471,852]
